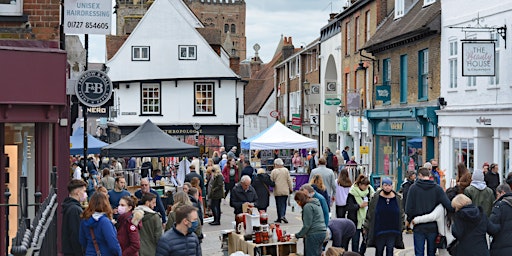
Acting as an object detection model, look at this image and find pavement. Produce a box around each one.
[200,192,417,256]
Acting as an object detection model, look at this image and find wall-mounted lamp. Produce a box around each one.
[356,61,366,71]
[438,97,447,108]
[126,84,130,89]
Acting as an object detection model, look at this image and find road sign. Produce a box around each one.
[270,110,279,118]
[360,146,369,154]
[75,70,113,107]
[324,98,341,105]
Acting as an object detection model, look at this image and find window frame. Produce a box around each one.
[424,0,436,6]
[140,83,161,115]
[418,49,429,100]
[194,82,215,115]
[365,10,371,42]
[449,40,458,88]
[131,46,150,61]
[489,33,500,86]
[345,21,351,56]
[382,58,391,104]
[355,16,360,53]
[395,0,404,19]
[0,0,23,16]
[400,54,408,104]
[179,45,197,60]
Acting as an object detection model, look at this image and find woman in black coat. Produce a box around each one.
[251,168,274,212]
[451,194,493,256]
[488,184,512,255]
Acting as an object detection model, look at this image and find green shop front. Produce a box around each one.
[366,107,439,189]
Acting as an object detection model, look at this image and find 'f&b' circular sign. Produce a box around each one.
[75,70,113,107]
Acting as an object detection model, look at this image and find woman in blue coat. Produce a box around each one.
[79,192,122,256]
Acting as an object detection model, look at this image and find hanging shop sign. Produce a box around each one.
[64,0,112,34]
[324,98,341,106]
[75,70,113,107]
[375,85,391,102]
[462,42,495,76]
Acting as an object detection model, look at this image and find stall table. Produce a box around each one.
[290,173,309,191]
[228,232,297,256]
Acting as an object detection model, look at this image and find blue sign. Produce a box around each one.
[375,85,391,102]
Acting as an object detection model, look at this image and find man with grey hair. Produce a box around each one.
[271,158,293,223]
[300,184,329,227]
[309,157,337,207]
[135,177,167,225]
[230,175,258,214]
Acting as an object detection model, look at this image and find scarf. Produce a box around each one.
[349,184,374,229]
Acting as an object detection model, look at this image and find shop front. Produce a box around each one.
[367,107,439,189]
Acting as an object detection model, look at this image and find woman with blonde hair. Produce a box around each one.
[310,174,329,205]
[208,165,224,225]
[79,192,122,256]
[165,191,193,230]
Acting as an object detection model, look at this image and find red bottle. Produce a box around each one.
[275,223,283,242]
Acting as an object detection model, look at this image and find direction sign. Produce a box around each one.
[75,70,113,107]
[324,98,341,105]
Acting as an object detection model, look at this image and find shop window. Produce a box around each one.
[377,136,392,175]
[0,0,22,16]
[179,45,197,60]
[194,82,214,115]
[418,48,429,100]
[141,83,161,115]
[132,46,150,61]
[453,138,474,173]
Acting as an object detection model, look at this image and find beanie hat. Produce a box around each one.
[382,177,393,186]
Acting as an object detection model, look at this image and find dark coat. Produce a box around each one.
[61,197,84,256]
[488,193,512,255]
[484,172,500,194]
[116,212,141,256]
[451,205,491,256]
[251,173,274,211]
[312,184,329,204]
[345,193,361,227]
[400,179,414,208]
[185,171,205,191]
[230,183,258,214]
[209,173,225,200]
[155,228,201,256]
[363,190,405,249]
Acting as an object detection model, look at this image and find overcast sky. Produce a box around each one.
[85,0,346,63]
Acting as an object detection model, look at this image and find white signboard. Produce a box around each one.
[462,42,495,76]
[64,0,112,35]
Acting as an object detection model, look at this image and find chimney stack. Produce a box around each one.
[282,36,294,60]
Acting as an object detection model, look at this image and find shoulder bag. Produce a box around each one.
[89,228,102,256]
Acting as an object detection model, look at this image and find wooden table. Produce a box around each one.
[228,232,297,256]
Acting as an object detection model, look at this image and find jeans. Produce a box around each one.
[211,199,221,223]
[336,205,348,218]
[351,229,366,254]
[413,232,437,256]
[375,233,397,256]
[275,196,288,220]
[304,232,325,256]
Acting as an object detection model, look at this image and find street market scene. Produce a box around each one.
[1,0,512,256]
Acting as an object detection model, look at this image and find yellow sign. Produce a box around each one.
[70,143,73,148]
[360,146,369,154]
[383,146,392,155]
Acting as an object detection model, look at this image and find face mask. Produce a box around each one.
[80,191,88,202]
[188,220,199,234]
[309,193,315,198]
[83,173,89,178]
[117,206,127,215]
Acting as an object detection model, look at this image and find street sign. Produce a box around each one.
[324,98,341,105]
[360,146,369,154]
[75,70,113,107]
[270,110,279,118]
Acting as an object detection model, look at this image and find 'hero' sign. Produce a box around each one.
[76,70,113,107]
[462,42,495,76]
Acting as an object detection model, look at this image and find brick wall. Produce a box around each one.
[0,0,60,41]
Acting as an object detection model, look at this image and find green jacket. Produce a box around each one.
[210,173,225,200]
[363,190,405,249]
[464,185,495,216]
[295,198,327,238]
[136,206,162,256]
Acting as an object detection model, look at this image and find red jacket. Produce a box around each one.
[116,211,141,256]
[222,164,239,184]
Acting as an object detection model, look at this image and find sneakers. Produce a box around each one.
[274,219,282,223]
[281,217,289,223]
[209,222,221,226]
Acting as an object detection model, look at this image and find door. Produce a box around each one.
[395,137,407,190]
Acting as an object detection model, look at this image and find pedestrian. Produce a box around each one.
[300,184,329,228]
[108,177,131,217]
[488,184,512,255]
[464,169,495,216]
[62,179,88,256]
[485,163,500,195]
[230,175,258,214]
[116,195,144,256]
[86,169,100,199]
[405,167,454,256]
[335,149,344,173]
[308,150,318,171]
[208,165,224,225]
[293,190,327,256]
[135,193,163,256]
[185,164,205,195]
[135,178,167,226]
[190,177,203,205]
[348,174,374,255]
[346,156,358,167]
[328,218,356,250]
[456,162,472,194]
[412,204,454,256]
[71,162,82,181]
[430,159,441,185]
[363,177,405,256]
[222,157,239,199]
[251,168,275,212]
[219,154,228,170]
[401,170,416,209]
[156,205,202,256]
[292,151,303,172]
[212,151,221,164]
[341,146,350,164]
[227,146,237,160]
[187,187,204,242]
[165,191,193,230]
[335,168,352,218]
[310,174,329,206]
[101,168,115,190]
[451,194,491,256]
[79,192,122,256]
[309,157,337,206]
[270,158,293,223]
[324,147,337,171]
[240,159,254,177]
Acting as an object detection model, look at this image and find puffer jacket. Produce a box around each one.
[488,193,512,255]
[270,167,293,196]
[116,209,144,256]
[79,212,122,256]
[452,205,490,256]
[155,227,201,256]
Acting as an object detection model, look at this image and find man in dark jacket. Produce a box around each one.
[324,147,336,171]
[230,175,258,214]
[135,178,167,226]
[405,167,454,256]
[485,163,500,195]
[342,146,350,164]
[184,164,205,192]
[62,179,87,256]
[156,205,201,256]
[240,160,255,177]
[488,184,512,255]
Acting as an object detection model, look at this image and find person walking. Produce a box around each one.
[405,167,454,256]
[187,187,204,242]
[412,204,455,256]
[451,194,491,256]
[116,195,143,256]
[363,178,405,256]
[309,157,337,206]
[208,165,224,225]
[293,190,327,256]
[464,169,495,216]
[308,150,317,171]
[270,158,293,223]
[101,168,115,190]
[488,184,512,255]
[341,146,350,164]
[324,147,337,172]
[62,179,88,256]
[156,205,202,256]
[135,193,163,256]
[348,174,374,255]
[335,168,352,218]
[222,157,239,199]
[251,168,275,212]
[79,192,122,256]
